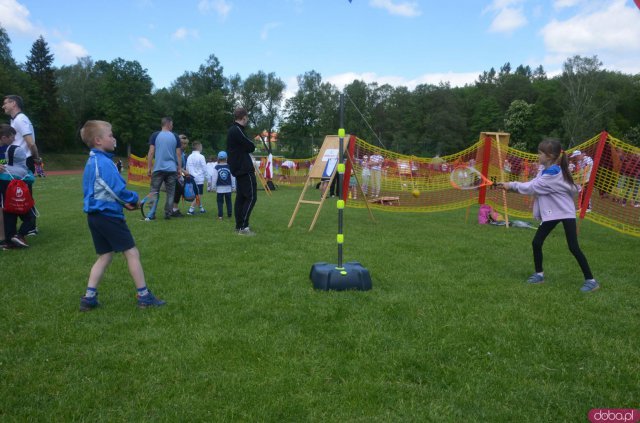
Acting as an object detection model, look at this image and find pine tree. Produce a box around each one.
[24,36,64,151]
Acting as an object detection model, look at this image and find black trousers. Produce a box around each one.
[234,173,257,230]
[532,218,593,280]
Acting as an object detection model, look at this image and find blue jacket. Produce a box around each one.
[83,149,139,218]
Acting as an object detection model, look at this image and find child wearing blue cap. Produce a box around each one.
[211,151,236,220]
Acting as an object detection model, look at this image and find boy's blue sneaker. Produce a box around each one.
[80,295,99,312]
[137,292,166,309]
[580,279,600,293]
[526,273,544,284]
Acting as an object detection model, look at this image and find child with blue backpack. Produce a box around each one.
[211,151,236,220]
[80,120,165,310]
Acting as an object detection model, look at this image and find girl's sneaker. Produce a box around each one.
[580,280,599,293]
[200,207,206,213]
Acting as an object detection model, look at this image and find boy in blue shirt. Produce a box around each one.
[80,120,165,311]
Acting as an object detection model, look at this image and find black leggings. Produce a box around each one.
[532,219,593,280]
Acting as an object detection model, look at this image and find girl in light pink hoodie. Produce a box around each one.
[499,138,599,293]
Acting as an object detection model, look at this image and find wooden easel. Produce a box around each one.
[251,154,272,196]
[288,135,373,231]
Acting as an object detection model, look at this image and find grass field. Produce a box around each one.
[1,174,639,421]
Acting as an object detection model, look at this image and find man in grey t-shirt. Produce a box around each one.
[146,117,182,220]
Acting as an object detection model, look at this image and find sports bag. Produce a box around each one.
[2,145,35,214]
[3,178,34,214]
[478,204,492,224]
[183,178,196,201]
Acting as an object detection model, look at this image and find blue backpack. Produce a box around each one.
[183,177,196,201]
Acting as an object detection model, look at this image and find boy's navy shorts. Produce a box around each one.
[87,214,135,254]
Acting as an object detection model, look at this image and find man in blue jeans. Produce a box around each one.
[146,117,182,220]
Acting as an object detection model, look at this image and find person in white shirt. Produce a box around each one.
[205,155,218,192]
[3,95,40,235]
[369,153,384,197]
[570,150,594,211]
[186,141,207,214]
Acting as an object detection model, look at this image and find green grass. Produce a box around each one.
[40,153,94,171]
[1,175,638,421]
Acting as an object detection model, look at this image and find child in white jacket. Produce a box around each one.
[186,141,207,214]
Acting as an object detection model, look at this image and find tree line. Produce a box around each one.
[1,26,639,159]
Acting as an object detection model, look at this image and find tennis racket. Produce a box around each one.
[140,191,159,220]
[449,165,494,190]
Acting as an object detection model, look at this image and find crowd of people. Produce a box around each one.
[5,94,637,305]
[0,97,259,310]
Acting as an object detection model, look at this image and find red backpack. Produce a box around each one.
[3,178,34,214]
[2,146,35,214]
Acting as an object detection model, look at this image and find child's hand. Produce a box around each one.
[496,182,509,190]
[124,202,139,211]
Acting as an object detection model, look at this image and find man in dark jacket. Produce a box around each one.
[227,108,257,235]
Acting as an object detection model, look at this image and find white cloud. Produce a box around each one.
[172,27,199,40]
[369,0,421,18]
[325,71,479,92]
[282,70,480,102]
[553,0,583,9]
[484,0,527,33]
[541,0,640,60]
[488,7,528,33]
[0,0,37,34]
[53,40,88,64]
[135,37,154,51]
[261,22,281,40]
[198,0,232,19]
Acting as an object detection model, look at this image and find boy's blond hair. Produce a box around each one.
[192,141,202,150]
[81,120,111,147]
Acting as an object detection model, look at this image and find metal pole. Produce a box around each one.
[337,94,345,268]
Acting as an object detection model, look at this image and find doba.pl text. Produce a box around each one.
[589,409,640,423]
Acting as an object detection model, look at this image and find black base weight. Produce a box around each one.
[309,262,372,291]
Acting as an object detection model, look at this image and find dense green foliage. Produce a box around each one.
[0,176,638,421]
[1,25,639,159]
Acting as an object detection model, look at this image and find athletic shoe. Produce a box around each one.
[200,207,206,213]
[26,228,38,236]
[137,292,166,309]
[580,280,600,293]
[526,273,544,284]
[218,216,223,220]
[11,235,29,248]
[80,295,99,311]
[164,213,171,220]
[1,240,14,250]
[170,210,184,218]
[144,216,155,221]
[237,227,256,236]
[187,207,195,216]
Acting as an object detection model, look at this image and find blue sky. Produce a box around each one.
[2,0,640,95]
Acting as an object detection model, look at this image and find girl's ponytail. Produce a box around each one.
[538,138,575,186]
